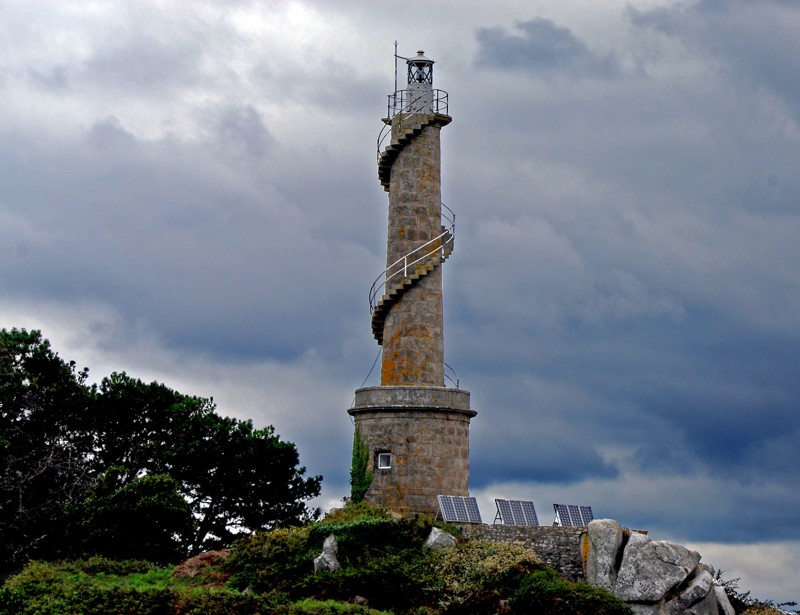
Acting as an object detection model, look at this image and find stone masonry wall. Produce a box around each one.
[457,524,587,582]
[354,408,471,515]
[382,122,445,387]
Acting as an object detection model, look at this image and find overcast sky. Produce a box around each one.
[2,0,798,604]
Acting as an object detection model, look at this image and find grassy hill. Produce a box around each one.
[0,502,785,614]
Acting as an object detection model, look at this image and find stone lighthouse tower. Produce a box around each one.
[348,50,476,515]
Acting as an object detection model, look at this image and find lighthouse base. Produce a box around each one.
[348,386,476,515]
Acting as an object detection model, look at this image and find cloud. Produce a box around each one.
[632,0,800,123]
[475,17,620,77]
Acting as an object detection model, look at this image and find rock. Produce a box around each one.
[424,526,457,550]
[714,585,736,615]
[585,519,624,591]
[666,563,715,614]
[584,518,735,614]
[616,533,701,602]
[629,604,665,615]
[313,534,340,573]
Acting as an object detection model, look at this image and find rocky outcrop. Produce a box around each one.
[424,526,457,551]
[583,519,735,615]
[313,534,340,573]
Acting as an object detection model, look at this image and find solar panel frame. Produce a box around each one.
[495,499,513,524]
[554,504,571,526]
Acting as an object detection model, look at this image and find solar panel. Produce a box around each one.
[438,495,457,521]
[509,500,524,523]
[553,503,594,526]
[437,495,482,523]
[520,500,539,526]
[553,504,570,526]
[453,496,468,521]
[495,499,514,524]
[465,497,483,523]
[493,499,538,525]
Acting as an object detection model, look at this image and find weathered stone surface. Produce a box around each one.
[313,534,339,573]
[585,519,624,591]
[629,603,665,615]
[459,524,586,582]
[349,386,475,515]
[424,526,457,550]
[382,121,446,387]
[714,586,736,615]
[616,533,701,602]
[666,563,715,614]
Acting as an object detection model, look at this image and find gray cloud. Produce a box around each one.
[475,17,620,77]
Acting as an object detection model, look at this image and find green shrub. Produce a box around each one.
[349,426,372,504]
[278,598,391,614]
[0,558,274,615]
[509,567,632,615]
[225,525,314,595]
[301,515,436,612]
[317,501,393,525]
[427,540,541,613]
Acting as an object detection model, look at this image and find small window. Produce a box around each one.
[377,453,391,469]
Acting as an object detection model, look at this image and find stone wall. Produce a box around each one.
[349,387,475,515]
[382,121,445,386]
[457,523,587,582]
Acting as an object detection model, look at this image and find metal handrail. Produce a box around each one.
[387,88,449,119]
[444,362,460,389]
[376,89,449,161]
[369,204,455,313]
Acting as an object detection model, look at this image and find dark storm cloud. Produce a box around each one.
[632,0,800,122]
[0,112,369,363]
[474,17,620,77]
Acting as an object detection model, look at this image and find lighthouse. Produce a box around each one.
[348,50,476,515]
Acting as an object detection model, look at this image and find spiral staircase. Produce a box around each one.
[370,111,455,346]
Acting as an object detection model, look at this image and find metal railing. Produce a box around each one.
[369,203,455,313]
[444,362,460,389]
[377,89,449,162]
[386,88,448,120]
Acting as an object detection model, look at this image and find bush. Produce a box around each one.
[225,525,314,595]
[432,540,541,611]
[509,567,632,615]
[0,558,274,615]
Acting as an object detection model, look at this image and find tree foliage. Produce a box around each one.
[0,328,321,577]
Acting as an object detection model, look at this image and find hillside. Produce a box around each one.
[0,503,789,614]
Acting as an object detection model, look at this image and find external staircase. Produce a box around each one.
[371,109,455,345]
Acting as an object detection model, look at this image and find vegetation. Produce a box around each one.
[349,426,372,504]
[0,502,634,614]
[0,328,321,578]
[716,571,798,614]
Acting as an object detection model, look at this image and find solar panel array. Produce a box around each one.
[495,499,539,526]
[553,504,594,527]
[437,495,483,523]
